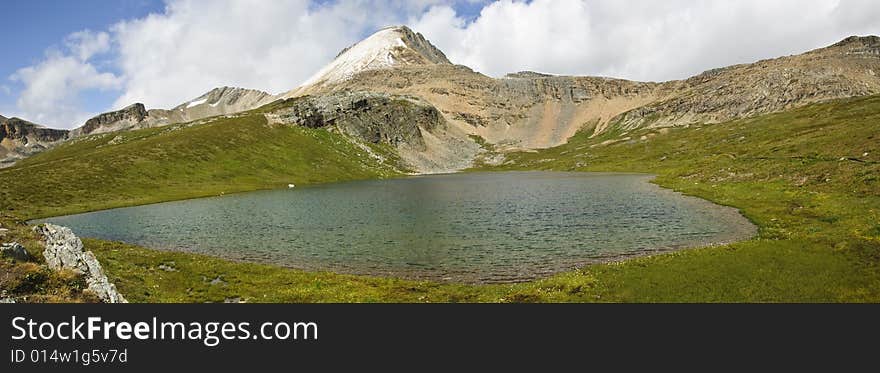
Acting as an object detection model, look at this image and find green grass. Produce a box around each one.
[2,95,879,302]
[0,216,98,303]
[472,94,880,302]
[0,112,405,218]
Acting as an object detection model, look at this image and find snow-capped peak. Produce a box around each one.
[298,26,450,88]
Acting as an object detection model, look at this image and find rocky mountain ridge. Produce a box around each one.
[2,86,276,166]
[72,87,276,137]
[70,103,150,137]
[2,28,878,172]
[300,33,880,160]
[1,116,69,167]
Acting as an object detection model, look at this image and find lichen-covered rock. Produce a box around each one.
[1,242,31,261]
[33,224,127,303]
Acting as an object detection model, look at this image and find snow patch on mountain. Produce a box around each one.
[302,27,407,87]
[186,98,208,108]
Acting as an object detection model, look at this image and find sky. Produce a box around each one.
[1,0,878,129]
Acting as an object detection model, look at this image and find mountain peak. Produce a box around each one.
[817,35,880,56]
[832,35,880,47]
[73,103,149,136]
[175,86,273,110]
[299,25,450,88]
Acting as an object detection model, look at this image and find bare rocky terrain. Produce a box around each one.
[0,116,69,168]
[266,92,479,173]
[299,33,880,156]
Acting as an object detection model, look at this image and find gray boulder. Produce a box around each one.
[1,242,31,261]
[33,224,128,303]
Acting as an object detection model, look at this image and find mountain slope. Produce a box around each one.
[296,32,880,163]
[611,35,880,131]
[0,102,408,218]
[1,116,69,167]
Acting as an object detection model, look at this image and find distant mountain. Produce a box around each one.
[71,87,276,137]
[154,86,276,124]
[610,35,880,132]
[70,103,151,137]
[0,116,68,167]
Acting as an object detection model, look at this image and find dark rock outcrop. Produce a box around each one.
[72,103,149,136]
[267,92,444,150]
[1,117,69,167]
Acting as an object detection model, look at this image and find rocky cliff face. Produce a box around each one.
[1,117,69,167]
[71,103,150,137]
[268,92,439,149]
[266,91,479,173]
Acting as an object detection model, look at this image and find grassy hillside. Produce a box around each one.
[473,94,880,301]
[0,112,405,219]
[2,95,879,302]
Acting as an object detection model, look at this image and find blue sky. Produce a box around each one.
[2,0,877,129]
[0,0,164,116]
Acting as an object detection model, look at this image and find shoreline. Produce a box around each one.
[31,170,759,286]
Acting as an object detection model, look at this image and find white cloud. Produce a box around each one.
[65,30,112,61]
[412,0,880,81]
[10,51,121,129]
[109,0,438,109]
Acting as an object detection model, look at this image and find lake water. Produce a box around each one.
[39,172,755,283]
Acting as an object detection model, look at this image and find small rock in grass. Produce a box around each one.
[1,242,31,261]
